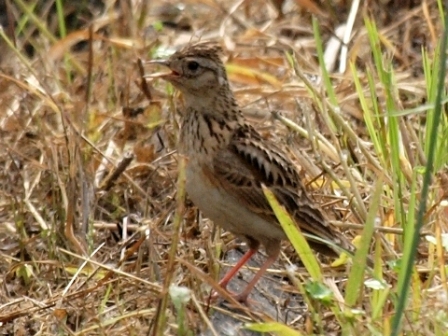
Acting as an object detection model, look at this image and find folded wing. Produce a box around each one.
[213,124,352,255]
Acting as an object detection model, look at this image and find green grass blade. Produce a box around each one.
[364,17,406,230]
[245,322,303,336]
[55,0,67,38]
[391,11,448,336]
[350,63,384,167]
[344,177,383,307]
[262,185,322,281]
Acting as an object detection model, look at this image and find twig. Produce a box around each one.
[98,151,134,191]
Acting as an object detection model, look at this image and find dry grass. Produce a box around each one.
[0,0,447,335]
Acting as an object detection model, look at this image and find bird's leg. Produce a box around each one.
[233,251,278,303]
[208,248,257,304]
[218,248,257,290]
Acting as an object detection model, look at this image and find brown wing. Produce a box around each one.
[213,124,351,254]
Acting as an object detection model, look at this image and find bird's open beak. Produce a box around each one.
[144,59,179,79]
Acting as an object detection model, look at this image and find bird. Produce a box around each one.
[148,41,354,303]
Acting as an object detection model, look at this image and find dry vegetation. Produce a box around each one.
[0,0,447,335]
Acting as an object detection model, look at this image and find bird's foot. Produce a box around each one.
[208,286,252,305]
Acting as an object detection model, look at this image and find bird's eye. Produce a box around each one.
[187,61,199,71]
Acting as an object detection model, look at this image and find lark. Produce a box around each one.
[149,41,353,303]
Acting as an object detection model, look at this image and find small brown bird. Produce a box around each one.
[149,41,353,303]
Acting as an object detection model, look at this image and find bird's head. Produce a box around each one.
[148,41,229,98]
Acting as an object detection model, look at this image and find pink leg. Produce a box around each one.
[218,248,257,290]
[234,253,277,303]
